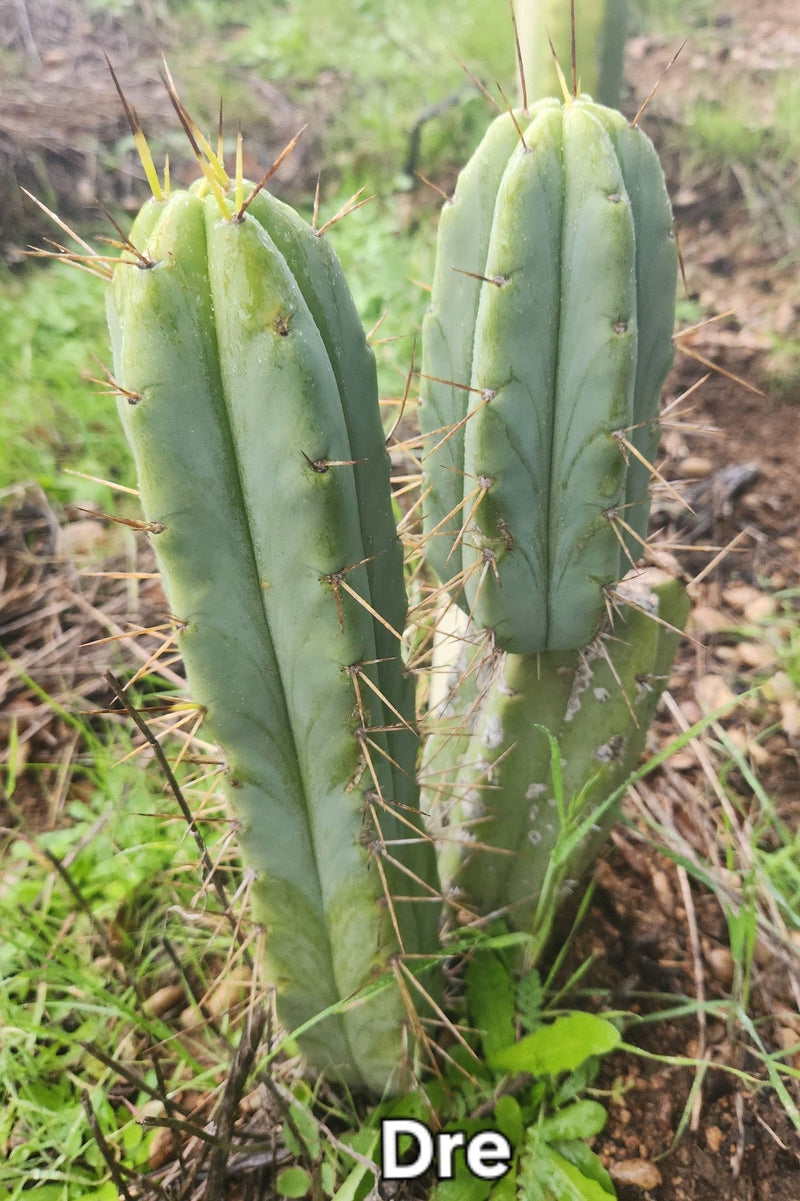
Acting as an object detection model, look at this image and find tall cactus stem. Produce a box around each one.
[419,96,677,655]
[100,89,439,1091]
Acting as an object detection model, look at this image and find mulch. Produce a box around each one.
[0,485,173,829]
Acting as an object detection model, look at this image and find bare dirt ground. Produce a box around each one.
[1,0,799,1197]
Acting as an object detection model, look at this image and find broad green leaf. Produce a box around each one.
[494,1094,524,1148]
[320,1158,336,1195]
[550,1141,615,1196]
[288,1100,320,1160]
[489,1170,518,1201]
[431,1170,493,1201]
[520,1142,616,1201]
[382,1092,428,1123]
[489,1014,621,1076]
[537,1101,608,1142]
[552,1058,600,1108]
[79,1186,119,1201]
[466,952,516,1059]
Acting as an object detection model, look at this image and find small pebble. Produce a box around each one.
[609,1159,662,1189]
[681,455,714,478]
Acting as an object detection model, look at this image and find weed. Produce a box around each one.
[0,710,242,1197]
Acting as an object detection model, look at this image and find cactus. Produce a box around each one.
[515,0,628,109]
[419,94,677,655]
[104,141,439,1090]
[33,60,690,1099]
[425,572,688,932]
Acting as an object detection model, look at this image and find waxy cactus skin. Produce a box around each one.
[107,184,436,1092]
[420,97,678,655]
[426,575,688,929]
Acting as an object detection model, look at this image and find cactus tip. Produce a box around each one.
[100,208,156,269]
[160,57,229,207]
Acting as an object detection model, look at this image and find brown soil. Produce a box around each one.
[553,4,800,1195]
[1,0,800,1198]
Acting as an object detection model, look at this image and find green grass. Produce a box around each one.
[765,337,800,404]
[0,704,246,1199]
[625,591,800,1022]
[629,0,717,35]
[685,74,800,170]
[0,262,133,502]
[681,68,800,251]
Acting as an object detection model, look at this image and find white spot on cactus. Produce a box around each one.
[461,789,486,822]
[528,829,542,845]
[565,655,594,721]
[593,734,626,762]
[474,755,495,784]
[484,716,504,749]
[593,687,610,702]
[525,782,546,801]
[615,575,659,615]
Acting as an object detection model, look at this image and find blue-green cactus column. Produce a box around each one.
[419,96,677,654]
[107,172,438,1092]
